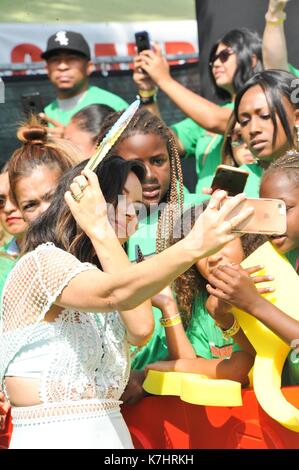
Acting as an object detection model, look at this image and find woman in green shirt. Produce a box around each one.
[232,69,299,197]
[135,28,263,194]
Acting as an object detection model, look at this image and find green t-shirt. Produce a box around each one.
[127,192,211,370]
[44,85,128,126]
[239,162,264,198]
[187,291,241,359]
[171,102,234,195]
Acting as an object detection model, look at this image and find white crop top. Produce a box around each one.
[0,243,131,403]
[6,338,54,379]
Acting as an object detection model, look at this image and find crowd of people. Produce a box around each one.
[1,0,299,449]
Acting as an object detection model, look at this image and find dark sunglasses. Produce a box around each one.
[209,47,234,67]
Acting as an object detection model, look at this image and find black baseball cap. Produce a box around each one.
[41,31,91,60]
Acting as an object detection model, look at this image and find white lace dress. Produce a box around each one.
[0,243,132,449]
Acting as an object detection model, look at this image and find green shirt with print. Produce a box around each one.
[171,102,234,195]
[127,192,210,370]
[45,85,128,126]
[187,291,241,359]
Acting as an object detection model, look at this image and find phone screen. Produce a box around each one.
[211,167,248,196]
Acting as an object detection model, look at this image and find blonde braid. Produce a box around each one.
[156,131,184,253]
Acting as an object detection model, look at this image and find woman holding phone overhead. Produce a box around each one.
[0,144,253,448]
[133,28,264,194]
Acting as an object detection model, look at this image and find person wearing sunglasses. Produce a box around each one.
[133,28,263,196]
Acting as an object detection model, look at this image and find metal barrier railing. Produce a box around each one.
[0,53,199,73]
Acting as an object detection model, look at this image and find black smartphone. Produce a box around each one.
[135,31,151,53]
[21,92,44,118]
[211,164,249,196]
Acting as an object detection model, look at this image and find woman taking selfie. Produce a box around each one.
[0,149,252,448]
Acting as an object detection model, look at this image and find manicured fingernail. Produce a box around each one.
[267,276,274,280]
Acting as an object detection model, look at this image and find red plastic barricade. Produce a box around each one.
[2,387,299,449]
[0,408,12,450]
[122,387,299,449]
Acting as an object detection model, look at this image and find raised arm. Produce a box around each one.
[136,44,232,134]
[263,0,289,70]
[132,55,185,155]
[61,175,254,316]
[68,172,154,347]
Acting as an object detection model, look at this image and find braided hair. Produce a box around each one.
[262,150,299,186]
[170,204,267,329]
[98,108,184,253]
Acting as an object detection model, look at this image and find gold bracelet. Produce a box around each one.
[138,87,158,98]
[216,316,240,340]
[160,314,182,328]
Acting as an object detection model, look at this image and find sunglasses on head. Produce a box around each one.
[209,47,234,67]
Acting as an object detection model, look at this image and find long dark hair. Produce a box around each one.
[24,156,146,267]
[209,28,263,101]
[234,69,299,150]
[221,113,238,166]
[70,104,114,144]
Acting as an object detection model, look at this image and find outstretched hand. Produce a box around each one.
[186,191,254,259]
[137,43,170,87]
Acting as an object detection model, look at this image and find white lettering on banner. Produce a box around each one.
[0,21,198,75]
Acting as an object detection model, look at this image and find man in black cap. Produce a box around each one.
[40,30,128,137]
